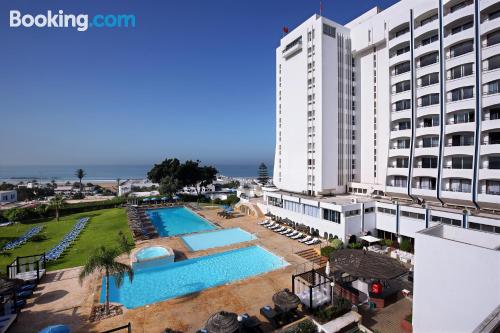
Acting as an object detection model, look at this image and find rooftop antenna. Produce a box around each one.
[320,1,324,16]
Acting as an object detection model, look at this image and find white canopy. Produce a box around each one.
[360,235,381,244]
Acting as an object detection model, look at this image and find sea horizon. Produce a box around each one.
[0,164,273,182]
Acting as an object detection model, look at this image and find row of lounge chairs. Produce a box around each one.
[259,220,321,245]
[127,206,159,240]
[46,218,89,261]
[2,226,43,251]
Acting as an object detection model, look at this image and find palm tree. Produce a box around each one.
[49,194,66,221]
[75,168,86,192]
[116,178,121,196]
[79,246,133,315]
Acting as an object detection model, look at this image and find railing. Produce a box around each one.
[101,322,132,333]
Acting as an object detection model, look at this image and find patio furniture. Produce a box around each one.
[205,311,239,333]
[259,306,279,328]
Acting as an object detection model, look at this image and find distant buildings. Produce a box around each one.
[0,190,17,205]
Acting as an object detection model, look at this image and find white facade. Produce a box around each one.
[274,15,352,196]
[0,191,17,204]
[413,225,500,332]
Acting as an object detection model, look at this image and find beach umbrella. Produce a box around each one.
[172,195,180,200]
[325,261,331,276]
[142,198,149,202]
[272,288,301,312]
[161,197,167,201]
[38,325,70,333]
[205,311,239,333]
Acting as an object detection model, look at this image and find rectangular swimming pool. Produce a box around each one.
[102,246,288,308]
[146,206,216,237]
[182,228,256,251]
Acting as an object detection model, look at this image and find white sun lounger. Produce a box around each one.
[290,232,303,239]
[274,226,286,233]
[299,236,312,243]
[266,222,276,228]
[285,230,297,237]
[259,219,269,225]
[305,237,320,245]
[279,228,291,235]
[269,224,281,230]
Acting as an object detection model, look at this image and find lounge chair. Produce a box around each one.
[266,222,276,228]
[290,232,303,240]
[305,237,320,245]
[299,236,312,243]
[279,228,292,235]
[269,224,281,230]
[259,219,270,225]
[274,226,285,233]
[286,230,298,237]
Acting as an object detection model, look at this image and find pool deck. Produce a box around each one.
[11,208,319,333]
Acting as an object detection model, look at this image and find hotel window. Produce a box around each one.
[394,80,410,93]
[419,52,438,67]
[451,156,473,169]
[486,180,500,195]
[451,134,474,146]
[395,157,409,168]
[268,197,282,207]
[377,207,396,215]
[452,111,474,124]
[420,14,438,26]
[490,108,500,120]
[420,72,439,87]
[448,178,471,192]
[487,55,500,71]
[401,211,425,220]
[418,177,436,189]
[450,0,471,13]
[451,21,473,35]
[449,86,473,101]
[420,93,439,107]
[364,207,375,214]
[323,24,336,38]
[432,215,462,226]
[488,156,500,169]
[394,99,411,111]
[304,204,320,217]
[421,34,438,46]
[283,200,301,213]
[394,61,410,75]
[449,40,473,58]
[422,115,439,127]
[397,138,411,149]
[395,45,410,56]
[392,176,407,187]
[449,63,473,79]
[394,26,409,38]
[421,157,438,168]
[489,9,500,20]
[487,30,500,47]
[486,80,500,95]
[397,120,411,130]
[345,210,360,217]
[323,209,340,223]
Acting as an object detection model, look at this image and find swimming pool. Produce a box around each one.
[182,228,256,251]
[135,247,169,261]
[102,246,288,308]
[146,207,216,237]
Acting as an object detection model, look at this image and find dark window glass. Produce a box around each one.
[450,86,473,101]
[451,21,473,35]
[421,34,438,46]
[395,80,411,93]
[487,80,500,95]
[489,108,500,120]
[488,55,500,71]
[396,45,410,55]
[489,9,500,20]
[395,99,411,111]
[422,157,438,168]
[422,136,439,147]
[452,156,473,169]
[420,52,439,67]
[421,72,439,86]
[421,93,439,106]
[395,27,409,37]
[421,14,438,26]
[450,1,470,13]
[490,132,500,144]
[450,41,473,57]
[487,30,500,47]
[395,62,411,75]
[489,156,500,169]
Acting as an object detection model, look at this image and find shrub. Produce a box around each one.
[330,238,343,250]
[320,246,335,258]
[31,234,48,242]
[347,242,362,249]
[284,319,318,333]
[314,298,351,324]
[383,239,393,247]
[399,239,412,252]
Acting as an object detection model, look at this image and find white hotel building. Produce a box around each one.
[259,0,500,330]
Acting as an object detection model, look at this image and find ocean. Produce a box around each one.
[0,164,272,182]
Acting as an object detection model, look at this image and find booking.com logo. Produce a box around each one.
[9,10,136,32]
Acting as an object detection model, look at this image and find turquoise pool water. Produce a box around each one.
[182,228,256,251]
[102,246,287,308]
[147,207,216,236]
[135,247,168,261]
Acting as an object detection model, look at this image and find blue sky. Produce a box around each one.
[0,0,398,166]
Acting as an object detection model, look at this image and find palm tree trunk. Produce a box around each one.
[79,179,83,192]
[105,269,110,315]
[56,208,59,221]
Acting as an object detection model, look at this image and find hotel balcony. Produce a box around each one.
[481,42,500,61]
[388,148,410,157]
[416,126,440,137]
[391,109,412,121]
[444,28,474,48]
[391,90,411,101]
[444,2,474,26]
[391,71,411,84]
[478,168,500,180]
[483,92,500,109]
[442,167,473,179]
[389,49,411,67]
[414,19,439,40]
[483,69,500,87]
[481,0,498,11]
[417,83,440,98]
[412,167,438,178]
[385,185,409,197]
[387,167,409,177]
[446,50,475,70]
[477,193,500,209]
[414,146,440,157]
[446,75,475,92]
[417,104,440,118]
[411,187,437,199]
[415,41,439,59]
[388,31,410,50]
[481,118,500,132]
[446,97,475,113]
[282,40,302,59]
[390,129,412,140]
[440,189,473,206]
[416,61,439,78]
[444,144,475,156]
[480,143,500,155]
[481,14,500,37]
[445,122,475,134]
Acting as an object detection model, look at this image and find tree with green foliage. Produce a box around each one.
[79,245,133,315]
[159,175,181,198]
[75,168,86,192]
[3,208,29,222]
[49,194,66,221]
[330,238,343,250]
[147,158,182,184]
[257,163,269,184]
[117,231,134,255]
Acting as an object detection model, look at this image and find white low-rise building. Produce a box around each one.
[0,191,17,204]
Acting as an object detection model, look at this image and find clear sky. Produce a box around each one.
[0,0,398,166]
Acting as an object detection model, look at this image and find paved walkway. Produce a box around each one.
[359,297,412,333]
[11,208,318,333]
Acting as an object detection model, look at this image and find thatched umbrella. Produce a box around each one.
[272,288,301,312]
[205,311,239,333]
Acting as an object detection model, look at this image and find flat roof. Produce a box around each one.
[419,224,500,251]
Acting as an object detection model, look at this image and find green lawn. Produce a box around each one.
[0,208,133,273]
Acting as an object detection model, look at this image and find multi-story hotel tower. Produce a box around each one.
[258,0,500,331]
